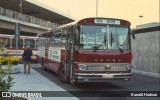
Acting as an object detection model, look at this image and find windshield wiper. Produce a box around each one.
[111,32,113,47]
[119,45,124,53]
[93,44,101,52]
[115,32,124,53]
[104,32,107,47]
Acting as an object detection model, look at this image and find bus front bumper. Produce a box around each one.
[74,73,132,82]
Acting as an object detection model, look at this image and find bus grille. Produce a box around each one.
[88,64,126,71]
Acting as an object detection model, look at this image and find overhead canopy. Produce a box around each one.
[0,0,76,24]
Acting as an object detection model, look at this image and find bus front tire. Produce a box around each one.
[58,64,67,83]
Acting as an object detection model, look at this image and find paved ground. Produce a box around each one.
[10,64,79,100]
[2,64,159,100]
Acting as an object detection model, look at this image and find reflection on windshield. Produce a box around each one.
[80,25,129,50]
[110,27,128,49]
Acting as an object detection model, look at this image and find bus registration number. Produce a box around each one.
[103,74,113,78]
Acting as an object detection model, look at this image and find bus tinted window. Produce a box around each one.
[80,25,107,49]
[19,39,23,48]
[80,25,129,50]
[12,38,16,48]
[25,39,35,48]
[54,29,62,46]
[61,29,67,46]
[5,38,10,48]
[109,27,129,49]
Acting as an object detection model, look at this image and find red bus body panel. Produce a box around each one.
[75,50,132,63]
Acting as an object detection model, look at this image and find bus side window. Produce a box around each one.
[4,38,10,48]
[54,29,61,46]
[48,32,52,45]
[42,34,46,47]
[67,29,70,40]
[45,33,48,47]
[50,32,55,46]
[25,39,35,48]
[61,29,67,47]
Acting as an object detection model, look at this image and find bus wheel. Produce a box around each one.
[58,64,66,82]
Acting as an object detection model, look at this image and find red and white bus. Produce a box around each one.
[37,17,135,84]
[0,34,38,62]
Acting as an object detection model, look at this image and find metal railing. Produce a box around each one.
[0,7,59,29]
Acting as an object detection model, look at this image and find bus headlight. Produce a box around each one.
[79,64,88,70]
[126,65,132,70]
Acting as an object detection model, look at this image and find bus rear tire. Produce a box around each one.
[58,64,67,83]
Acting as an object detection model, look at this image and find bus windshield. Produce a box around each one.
[80,25,129,50]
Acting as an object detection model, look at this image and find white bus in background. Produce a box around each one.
[0,34,38,63]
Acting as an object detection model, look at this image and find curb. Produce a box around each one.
[132,70,160,78]
[12,65,20,74]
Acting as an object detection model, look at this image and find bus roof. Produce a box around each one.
[57,17,131,29]
[38,17,131,35]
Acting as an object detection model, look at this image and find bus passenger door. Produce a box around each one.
[65,26,75,84]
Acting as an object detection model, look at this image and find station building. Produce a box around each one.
[0,0,75,61]
[0,0,75,48]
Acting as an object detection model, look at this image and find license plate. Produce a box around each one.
[103,74,113,78]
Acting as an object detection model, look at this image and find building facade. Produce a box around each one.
[131,23,160,77]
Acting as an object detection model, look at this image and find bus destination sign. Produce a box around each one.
[94,19,120,25]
